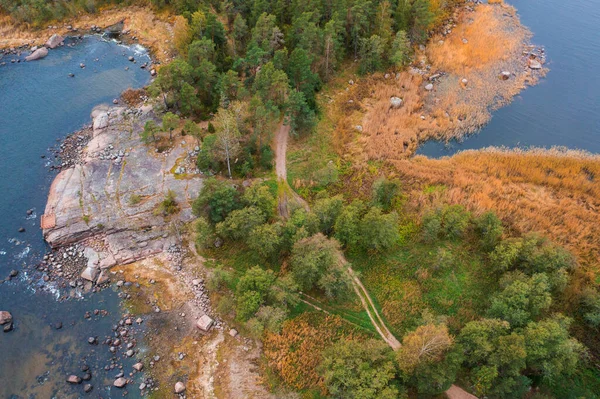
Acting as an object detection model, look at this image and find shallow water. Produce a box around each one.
[417,0,600,157]
[0,35,150,398]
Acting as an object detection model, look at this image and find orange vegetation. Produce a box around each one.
[391,148,600,272]
[0,6,175,63]
[263,314,360,394]
[341,3,543,161]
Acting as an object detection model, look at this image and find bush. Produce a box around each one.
[195,217,214,250]
[158,190,179,216]
[216,206,266,240]
[247,223,284,259]
[334,201,365,248]
[207,266,233,292]
[372,178,401,212]
[290,233,351,298]
[193,178,240,223]
[128,194,142,206]
[319,339,400,399]
[474,211,504,251]
[359,208,399,252]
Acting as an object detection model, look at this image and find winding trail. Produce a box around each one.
[273,122,476,399]
[274,122,309,218]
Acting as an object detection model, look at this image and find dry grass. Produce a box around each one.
[0,6,175,63]
[391,148,600,272]
[121,87,147,106]
[346,3,545,161]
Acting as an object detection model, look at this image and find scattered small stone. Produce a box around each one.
[84,384,93,393]
[66,375,82,384]
[174,381,186,394]
[390,96,403,109]
[425,83,434,91]
[18,227,25,233]
[133,362,143,372]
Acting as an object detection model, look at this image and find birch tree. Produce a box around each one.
[214,108,241,179]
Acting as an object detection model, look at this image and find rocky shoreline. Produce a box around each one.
[28,102,235,395]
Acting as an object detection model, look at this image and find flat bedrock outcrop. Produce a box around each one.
[42,105,203,277]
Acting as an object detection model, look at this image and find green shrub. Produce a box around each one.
[158,190,179,215]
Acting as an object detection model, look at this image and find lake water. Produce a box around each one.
[0,36,150,398]
[417,0,600,157]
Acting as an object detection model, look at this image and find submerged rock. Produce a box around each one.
[66,375,82,384]
[25,47,48,62]
[0,311,12,325]
[113,377,127,388]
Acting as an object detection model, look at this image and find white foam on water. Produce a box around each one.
[15,246,31,259]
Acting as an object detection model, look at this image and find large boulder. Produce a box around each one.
[46,34,64,49]
[196,314,214,332]
[25,47,48,62]
[0,311,12,325]
[92,112,109,132]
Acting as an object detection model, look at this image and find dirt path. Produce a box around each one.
[273,122,309,217]
[347,267,401,350]
[275,123,289,180]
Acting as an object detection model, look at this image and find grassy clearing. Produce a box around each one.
[347,238,492,336]
[286,63,359,199]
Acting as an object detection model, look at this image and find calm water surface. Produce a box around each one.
[0,36,150,398]
[417,0,600,157]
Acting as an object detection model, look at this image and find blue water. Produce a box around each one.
[0,36,150,397]
[417,0,600,157]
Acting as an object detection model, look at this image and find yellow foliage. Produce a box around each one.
[173,15,191,57]
[396,323,453,373]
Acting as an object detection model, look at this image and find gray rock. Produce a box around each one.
[196,314,214,332]
[46,34,64,49]
[81,266,98,282]
[425,83,434,91]
[84,384,93,393]
[133,362,143,371]
[66,375,82,384]
[114,377,127,388]
[499,71,511,80]
[0,311,12,325]
[174,381,186,394]
[92,112,109,131]
[389,96,403,109]
[25,47,48,61]
[528,59,542,69]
